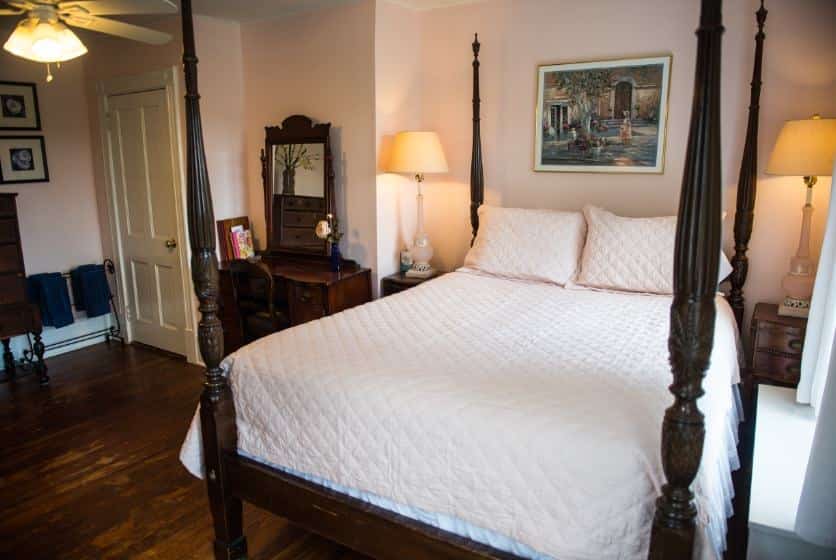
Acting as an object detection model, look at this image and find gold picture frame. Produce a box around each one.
[534,55,672,173]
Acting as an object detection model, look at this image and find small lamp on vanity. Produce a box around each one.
[388,131,449,278]
[766,114,836,317]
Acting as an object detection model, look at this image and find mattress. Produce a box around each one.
[181,270,741,560]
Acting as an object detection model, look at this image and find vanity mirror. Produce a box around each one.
[262,115,334,254]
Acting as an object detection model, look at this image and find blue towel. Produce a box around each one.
[70,264,112,318]
[27,273,74,328]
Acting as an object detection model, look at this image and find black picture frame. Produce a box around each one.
[0,135,49,184]
[0,81,42,131]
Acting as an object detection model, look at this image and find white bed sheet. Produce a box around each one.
[181,270,741,560]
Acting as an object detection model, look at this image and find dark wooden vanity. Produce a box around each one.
[217,115,372,355]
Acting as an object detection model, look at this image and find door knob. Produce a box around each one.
[165,238,177,249]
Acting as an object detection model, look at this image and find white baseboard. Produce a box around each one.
[1,315,114,371]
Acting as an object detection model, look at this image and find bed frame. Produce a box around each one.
[179,0,766,558]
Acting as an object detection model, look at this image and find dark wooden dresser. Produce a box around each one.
[749,302,807,387]
[218,252,371,355]
[0,193,47,384]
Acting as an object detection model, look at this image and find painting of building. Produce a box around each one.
[534,56,671,173]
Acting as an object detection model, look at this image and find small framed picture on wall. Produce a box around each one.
[0,136,49,184]
[0,81,41,131]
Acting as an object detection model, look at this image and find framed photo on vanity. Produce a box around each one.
[0,81,41,131]
[534,55,671,173]
[0,136,49,184]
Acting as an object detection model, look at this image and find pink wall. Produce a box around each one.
[0,52,103,275]
[745,0,835,324]
[375,0,423,279]
[83,15,247,262]
[240,0,377,271]
[405,0,835,325]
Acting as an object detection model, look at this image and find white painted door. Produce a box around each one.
[107,89,187,355]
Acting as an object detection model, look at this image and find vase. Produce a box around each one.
[282,167,296,195]
[330,242,342,272]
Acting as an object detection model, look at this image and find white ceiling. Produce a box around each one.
[192,0,486,22]
[192,0,351,22]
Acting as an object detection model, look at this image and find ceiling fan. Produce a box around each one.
[2,0,178,81]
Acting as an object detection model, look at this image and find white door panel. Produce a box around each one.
[108,88,186,355]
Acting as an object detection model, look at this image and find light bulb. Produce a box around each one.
[33,37,61,60]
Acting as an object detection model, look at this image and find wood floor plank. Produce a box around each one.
[0,343,368,560]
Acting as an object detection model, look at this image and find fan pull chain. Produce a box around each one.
[46,63,53,83]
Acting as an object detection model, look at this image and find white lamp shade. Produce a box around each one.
[767,116,836,177]
[3,18,88,63]
[388,131,449,174]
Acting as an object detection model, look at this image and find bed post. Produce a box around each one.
[729,0,767,330]
[470,33,484,242]
[180,1,247,559]
[649,0,724,558]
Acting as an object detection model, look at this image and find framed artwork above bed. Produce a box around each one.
[534,55,671,174]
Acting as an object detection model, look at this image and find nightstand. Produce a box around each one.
[749,302,807,387]
[380,270,444,297]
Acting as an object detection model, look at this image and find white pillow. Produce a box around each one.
[576,205,733,294]
[464,205,586,285]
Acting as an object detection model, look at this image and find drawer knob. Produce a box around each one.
[299,290,312,303]
[788,339,803,351]
[787,364,801,376]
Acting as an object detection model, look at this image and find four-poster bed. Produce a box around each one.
[178,0,766,558]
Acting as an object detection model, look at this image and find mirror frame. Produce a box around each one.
[261,115,335,255]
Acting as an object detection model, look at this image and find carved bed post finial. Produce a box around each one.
[470,33,484,243]
[180,0,247,557]
[649,0,724,558]
[729,0,767,330]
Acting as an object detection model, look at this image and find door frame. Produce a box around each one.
[96,67,199,364]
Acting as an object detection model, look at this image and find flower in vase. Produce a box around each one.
[315,220,331,240]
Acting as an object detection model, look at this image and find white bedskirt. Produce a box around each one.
[181,270,741,560]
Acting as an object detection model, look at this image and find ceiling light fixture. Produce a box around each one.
[3,9,88,82]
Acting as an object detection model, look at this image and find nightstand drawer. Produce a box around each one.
[754,324,805,355]
[753,352,801,385]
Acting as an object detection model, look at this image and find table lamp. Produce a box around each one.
[388,131,449,278]
[766,114,836,317]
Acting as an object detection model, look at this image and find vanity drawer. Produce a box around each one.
[290,284,326,326]
[293,284,324,306]
[283,196,325,212]
[283,210,322,228]
[281,226,321,247]
[0,219,18,243]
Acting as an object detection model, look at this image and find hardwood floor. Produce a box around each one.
[0,342,369,560]
[0,342,753,560]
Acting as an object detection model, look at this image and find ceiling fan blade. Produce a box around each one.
[0,9,25,16]
[63,13,172,44]
[58,0,177,16]
[3,0,35,12]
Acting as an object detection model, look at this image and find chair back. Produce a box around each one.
[229,259,274,316]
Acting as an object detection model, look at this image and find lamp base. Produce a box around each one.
[405,263,435,278]
[778,296,811,318]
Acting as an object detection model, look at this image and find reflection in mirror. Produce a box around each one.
[272,143,325,197]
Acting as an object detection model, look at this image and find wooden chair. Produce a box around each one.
[229,260,289,343]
